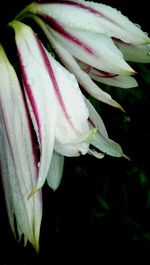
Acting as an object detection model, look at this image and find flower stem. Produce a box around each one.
[14,2,35,21]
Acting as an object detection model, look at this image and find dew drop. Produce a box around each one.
[22,62,27,67]
[144,31,149,36]
[56,67,63,75]
[28,79,34,86]
[10,133,14,138]
[25,170,29,177]
[17,93,22,102]
[135,23,141,29]
[50,52,55,58]
[147,52,150,56]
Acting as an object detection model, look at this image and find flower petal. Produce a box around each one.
[115,42,150,63]
[47,151,64,191]
[0,45,42,250]
[51,36,125,110]
[89,73,138,89]
[29,1,150,45]
[88,149,104,159]
[32,17,125,111]
[35,14,134,75]
[45,49,90,156]
[54,128,96,157]
[85,98,125,157]
[78,61,138,88]
[9,21,57,193]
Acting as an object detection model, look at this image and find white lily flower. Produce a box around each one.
[27,0,150,45]
[30,17,125,111]
[19,10,145,116]
[1,0,149,251]
[0,45,42,251]
[41,21,134,75]
[9,20,57,194]
[28,11,134,76]
[19,0,150,88]
[10,20,92,191]
[45,49,91,157]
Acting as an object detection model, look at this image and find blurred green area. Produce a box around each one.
[0,0,150,264]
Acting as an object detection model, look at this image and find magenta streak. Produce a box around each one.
[17,50,42,146]
[92,69,118,79]
[23,93,39,175]
[88,117,96,128]
[35,36,76,131]
[0,99,38,177]
[39,1,120,27]
[112,37,129,45]
[37,14,95,55]
[82,63,118,78]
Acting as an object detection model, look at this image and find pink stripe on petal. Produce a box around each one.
[37,14,95,56]
[25,108,39,176]
[41,1,120,27]
[80,62,118,78]
[112,37,129,45]
[92,69,118,78]
[20,89,39,174]
[18,51,42,145]
[35,36,76,130]
[0,88,38,175]
[88,117,96,128]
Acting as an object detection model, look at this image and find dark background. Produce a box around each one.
[0,0,150,264]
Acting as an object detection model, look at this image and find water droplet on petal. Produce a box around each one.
[28,79,34,86]
[50,52,55,58]
[135,23,141,29]
[22,62,27,67]
[144,32,149,36]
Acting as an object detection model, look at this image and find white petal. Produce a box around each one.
[85,98,124,157]
[45,50,90,157]
[88,149,104,159]
[0,127,34,245]
[0,120,16,237]
[27,17,91,157]
[84,98,108,137]
[31,16,124,110]
[38,18,134,75]
[47,151,64,191]
[29,1,150,44]
[78,60,138,88]
[10,21,57,192]
[90,73,138,88]
[54,128,95,157]
[0,45,42,249]
[116,42,150,63]
[39,26,124,111]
